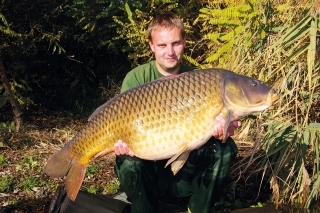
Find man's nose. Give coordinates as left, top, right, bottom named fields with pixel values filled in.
left=166, top=45, right=175, bottom=55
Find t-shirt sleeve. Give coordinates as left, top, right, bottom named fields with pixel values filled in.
left=120, top=72, right=141, bottom=93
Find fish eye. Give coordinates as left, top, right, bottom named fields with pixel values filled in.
left=251, top=80, right=258, bottom=87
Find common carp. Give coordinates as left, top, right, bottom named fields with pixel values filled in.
left=44, top=68, right=279, bottom=201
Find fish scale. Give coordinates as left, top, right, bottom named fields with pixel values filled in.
left=44, top=68, right=279, bottom=201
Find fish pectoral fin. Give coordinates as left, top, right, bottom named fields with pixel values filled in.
left=165, top=146, right=188, bottom=168
left=170, top=152, right=191, bottom=175
left=165, top=146, right=190, bottom=175
left=222, top=110, right=232, bottom=143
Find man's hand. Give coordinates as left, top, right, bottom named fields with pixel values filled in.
left=212, top=113, right=240, bottom=140
left=114, top=140, right=135, bottom=157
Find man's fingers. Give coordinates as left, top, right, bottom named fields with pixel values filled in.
left=114, top=140, right=135, bottom=156
left=212, top=126, right=218, bottom=137
left=119, top=142, right=128, bottom=154
left=128, top=151, right=135, bottom=157
left=114, top=143, right=120, bottom=155
left=114, top=140, right=126, bottom=155
left=213, top=113, right=241, bottom=140
left=231, top=120, right=241, bottom=128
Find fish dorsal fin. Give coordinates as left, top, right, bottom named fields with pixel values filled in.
left=88, top=97, right=117, bottom=121
left=222, top=110, right=232, bottom=143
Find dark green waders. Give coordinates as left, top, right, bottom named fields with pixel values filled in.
left=114, top=137, right=238, bottom=213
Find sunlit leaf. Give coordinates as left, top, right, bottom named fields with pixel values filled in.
left=307, top=18, right=317, bottom=91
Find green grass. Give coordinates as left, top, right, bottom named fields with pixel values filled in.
left=15, top=155, right=40, bottom=171
left=0, top=154, right=8, bottom=166
left=86, top=165, right=99, bottom=176
left=85, top=185, right=100, bottom=194
left=103, top=180, right=120, bottom=195
left=0, top=175, right=13, bottom=192
left=18, top=177, right=40, bottom=191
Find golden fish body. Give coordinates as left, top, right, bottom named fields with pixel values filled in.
left=44, top=68, right=279, bottom=201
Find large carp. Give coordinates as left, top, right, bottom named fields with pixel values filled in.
left=44, top=68, right=279, bottom=201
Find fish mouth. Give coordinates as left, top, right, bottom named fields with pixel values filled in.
left=268, top=90, right=280, bottom=105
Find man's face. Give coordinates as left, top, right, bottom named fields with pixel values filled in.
left=149, top=26, right=186, bottom=75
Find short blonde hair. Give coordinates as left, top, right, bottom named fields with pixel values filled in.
left=147, top=11, right=186, bottom=42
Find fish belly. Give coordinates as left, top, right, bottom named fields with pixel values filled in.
left=128, top=108, right=219, bottom=160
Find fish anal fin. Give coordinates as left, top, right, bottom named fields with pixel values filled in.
left=65, top=161, right=87, bottom=201
left=170, top=152, right=191, bottom=175
left=94, top=149, right=113, bottom=159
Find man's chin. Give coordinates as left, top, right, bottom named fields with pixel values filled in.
left=164, top=62, right=180, bottom=70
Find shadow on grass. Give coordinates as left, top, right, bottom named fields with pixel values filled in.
left=0, top=197, right=51, bottom=213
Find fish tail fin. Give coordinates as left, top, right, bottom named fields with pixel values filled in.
left=44, top=146, right=73, bottom=178
left=65, top=160, right=86, bottom=201
left=44, top=145, right=87, bottom=201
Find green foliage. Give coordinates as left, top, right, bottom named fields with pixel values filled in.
left=85, top=185, right=100, bottom=194
left=65, top=0, right=123, bottom=52
left=86, top=165, right=99, bottom=176
left=0, top=121, right=16, bottom=132
left=103, top=179, right=120, bottom=195
left=18, top=177, right=41, bottom=191
left=15, top=155, right=40, bottom=171
left=197, top=0, right=267, bottom=67
left=215, top=0, right=320, bottom=208
left=0, top=175, right=13, bottom=192
left=112, top=1, right=161, bottom=66
left=1, top=0, right=123, bottom=115
left=0, top=12, right=22, bottom=38
left=13, top=155, right=48, bottom=191
left=0, top=154, right=8, bottom=166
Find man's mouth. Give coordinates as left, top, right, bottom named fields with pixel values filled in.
left=166, top=58, right=176, bottom=62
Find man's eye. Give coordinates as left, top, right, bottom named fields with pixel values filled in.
left=173, top=42, right=179, bottom=46
left=159, top=44, right=166, bottom=48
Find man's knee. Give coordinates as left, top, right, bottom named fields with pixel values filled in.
left=115, top=156, right=146, bottom=177
left=226, top=137, right=238, bottom=158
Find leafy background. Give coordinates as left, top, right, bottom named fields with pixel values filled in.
left=0, top=0, right=319, bottom=211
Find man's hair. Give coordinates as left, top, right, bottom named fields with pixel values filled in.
left=147, top=11, right=185, bottom=41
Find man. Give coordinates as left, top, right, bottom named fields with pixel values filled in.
left=114, top=11, right=239, bottom=213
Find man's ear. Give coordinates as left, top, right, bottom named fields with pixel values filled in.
left=149, top=41, right=155, bottom=52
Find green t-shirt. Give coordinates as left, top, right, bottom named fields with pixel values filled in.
left=120, top=60, right=196, bottom=93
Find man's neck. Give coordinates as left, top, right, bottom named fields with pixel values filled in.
left=156, top=63, right=180, bottom=76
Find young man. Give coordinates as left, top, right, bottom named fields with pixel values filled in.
left=114, top=12, right=239, bottom=213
